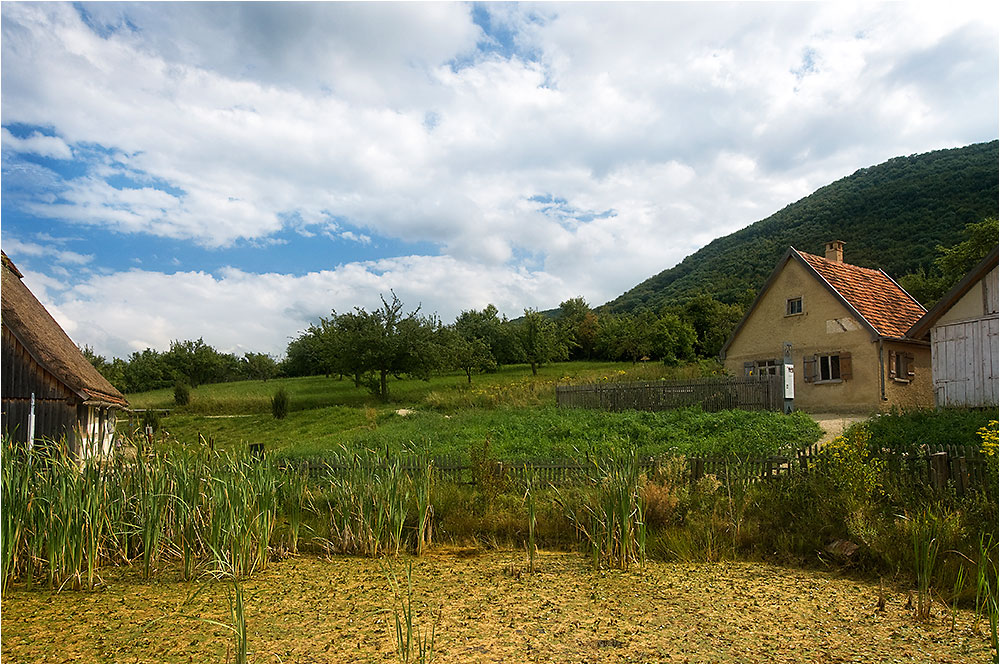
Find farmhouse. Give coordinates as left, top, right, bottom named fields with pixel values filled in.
left=1, top=251, right=128, bottom=456
left=720, top=241, right=933, bottom=413
left=906, top=247, right=999, bottom=408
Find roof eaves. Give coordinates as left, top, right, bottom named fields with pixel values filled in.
left=907, top=246, right=1000, bottom=340
left=3, top=321, right=91, bottom=404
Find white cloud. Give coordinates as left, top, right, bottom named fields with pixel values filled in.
left=45, top=258, right=571, bottom=358
left=1, top=237, right=93, bottom=266
left=1, top=128, right=73, bottom=159
left=2, top=2, right=997, bottom=357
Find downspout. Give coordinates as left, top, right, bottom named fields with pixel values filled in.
left=877, top=338, right=887, bottom=402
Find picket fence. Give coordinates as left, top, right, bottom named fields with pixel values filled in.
left=276, top=442, right=991, bottom=494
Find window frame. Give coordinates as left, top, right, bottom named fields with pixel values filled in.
left=889, top=350, right=915, bottom=384
left=785, top=297, right=803, bottom=316
left=803, top=351, right=852, bottom=384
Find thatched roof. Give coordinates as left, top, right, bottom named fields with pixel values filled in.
left=1, top=251, right=128, bottom=408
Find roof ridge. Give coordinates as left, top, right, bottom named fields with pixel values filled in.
left=797, top=250, right=885, bottom=274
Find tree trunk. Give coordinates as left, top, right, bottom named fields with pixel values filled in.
left=531, top=361, right=538, bottom=376
left=380, top=369, right=388, bottom=398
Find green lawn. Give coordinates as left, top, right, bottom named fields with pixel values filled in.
left=125, top=360, right=821, bottom=461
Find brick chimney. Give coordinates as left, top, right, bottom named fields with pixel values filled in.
left=825, top=240, right=845, bottom=263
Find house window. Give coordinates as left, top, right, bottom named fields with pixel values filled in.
left=803, top=352, right=852, bottom=383
left=786, top=297, right=803, bottom=316
left=819, top=354, right=840, bottom=381
left=743, top=359, right=779, bottom=376
left=889, top=351, right=915, bottom=383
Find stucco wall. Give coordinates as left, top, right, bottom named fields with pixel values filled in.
left=937, top=267, right=998, bottom=326
left=724, top=258, right=932, bottom=413
left=881, top=340, right=934, bottom=409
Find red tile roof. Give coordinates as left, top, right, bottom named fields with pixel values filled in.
left=796, top=250, right=926, bottom=338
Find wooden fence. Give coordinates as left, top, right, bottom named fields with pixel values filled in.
left=555, top=374, right=784, bottom=413
left=276, top=443, right=991, bottom=495
left=687, top=443, right=991, bottom=495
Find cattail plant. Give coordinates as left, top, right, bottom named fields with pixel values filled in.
left=911, top=511, right=940, bottom=622
left=415, top=455, right=433, bottom=556
left=279, top=467, right=310, bottom=554
left=385, top=560, right=437, bottom=663
left=558, top=448, right=646, bottom=570
left=523, top=465, right=537, bottom=573
left=975, top=532, right=999, bottom=658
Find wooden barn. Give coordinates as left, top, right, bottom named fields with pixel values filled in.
left=907, top=247, right=999, bottom=408
left=1, top=251, right=128, bottom=457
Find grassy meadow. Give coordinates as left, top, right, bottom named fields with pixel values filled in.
left=126, top=360, right=821, bottom=460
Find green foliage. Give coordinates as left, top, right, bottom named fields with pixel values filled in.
left=517, top=309, right=569, bottom=375
left=439, top=327, right=496, bottom=383
left=674, top=294, right=744, bottom=358
left=854, top=408, right=995, bottom=456
left=453, top=304, right=522, bottom=368
left=174, top=382, right=191, bottom=406
left=271, top=388, right=289, bottom=420
left=899, top=217, right=999, bottom=307
left=604, top=141, right=999, bottom=314
left=141, top=409, right=160, bottom=433
left=290, top=292, right=442, bottom=400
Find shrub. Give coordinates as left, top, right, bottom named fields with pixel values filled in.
left=140, top=409, right=160, bottom=433
left=173, top=382, right=191, bottom=406
left=271, top=388, right=289, bottom=420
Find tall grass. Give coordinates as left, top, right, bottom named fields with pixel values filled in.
left=385, top=560, right=437, bottom=664
left=558, top=449, right=646, bottom=570
left=911, top=511, right=940, bottom=621
left=1, top=435, right=283, bottom=592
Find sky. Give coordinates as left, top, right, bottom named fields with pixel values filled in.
left=1, top=2, right=997, bottom=360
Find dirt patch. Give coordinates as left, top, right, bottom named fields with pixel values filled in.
left=806, top=412, right=869, bottom=446
left=1, top=551, right=991, bottom=663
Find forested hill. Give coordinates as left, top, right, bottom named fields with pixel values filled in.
left=602, top=140, right=999, bottom=314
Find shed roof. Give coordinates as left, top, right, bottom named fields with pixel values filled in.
left=1, top=252, right=128, bottom=408
left=906, top=246, right=999, bottom=340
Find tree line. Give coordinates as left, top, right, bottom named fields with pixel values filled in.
left=83, top=339, right=280, bottom=395
left=85, top=216, right=994, bottom=398
left=83, top=291, right=746, bottom=397
left=281, top=291, right=744, bottom=399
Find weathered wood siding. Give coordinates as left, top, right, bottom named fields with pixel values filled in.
left=1, top=326, right=79, bottom=451
left=930, top=315, right=999, bottom=408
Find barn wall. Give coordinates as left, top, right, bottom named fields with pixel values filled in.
left=1, top=326, right=79, bottom=450
left=930, top=316, right=999, bottom=408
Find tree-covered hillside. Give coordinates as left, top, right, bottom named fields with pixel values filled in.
left=603, top=141, right=999, bottom=314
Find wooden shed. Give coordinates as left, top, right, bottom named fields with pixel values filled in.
left=907, top=247, right=999, bottom=408
left=1, top=251, right=128, bottom=457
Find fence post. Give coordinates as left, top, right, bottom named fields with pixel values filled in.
left=955, top=455, right=968, bottom=495
left=691, top=458, right=704, bottom=482
left=929, top=451, right=949, bottom=491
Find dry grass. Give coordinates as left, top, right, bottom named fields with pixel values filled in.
left=1, top=549, right=992, bottom=663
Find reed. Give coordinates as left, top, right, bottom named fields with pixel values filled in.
left=523, top=465, right=537, bottom=573
left=911, top=511, right=940, bottom=622
left=974, top=532, right=998, bottom=658
left=557, top=448, right=646, bottom=570
left=280, top=467, right=310, bottom=554
left=415, top=455, right=433, bottom=556
left=1, top=436, right=31, bottom=593
left=385, top=560, right=437, bottom=663
left=321, top=448, right=419, bottom=557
